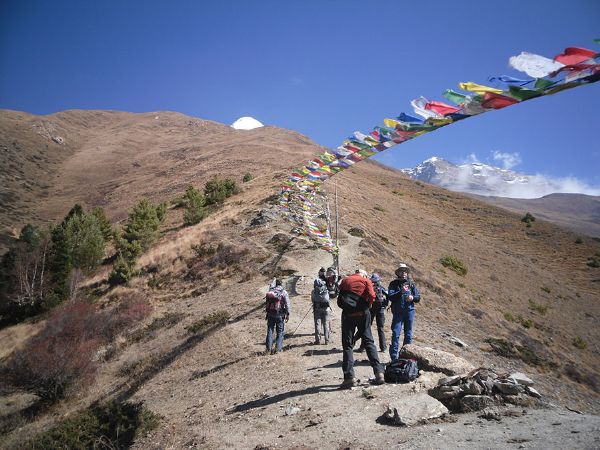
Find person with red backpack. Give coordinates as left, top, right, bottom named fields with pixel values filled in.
left=265, top=279, right=291, bottom=354
left=337, top=269, right=385, bottom=387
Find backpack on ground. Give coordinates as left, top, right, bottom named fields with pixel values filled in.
left=265, top=288, right=285, bottom=317
left=312, top=280, right=330, bottom=308
left=337, top=290, right=368, bottom=313
left=384, top=358, right=419, bottom=383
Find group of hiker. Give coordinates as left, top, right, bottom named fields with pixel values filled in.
left=264, top=263, right=421, bottom=387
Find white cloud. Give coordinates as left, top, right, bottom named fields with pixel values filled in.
left=492, top=151, right=521, bottom=169
left=442, top=152, right=600, bottom=198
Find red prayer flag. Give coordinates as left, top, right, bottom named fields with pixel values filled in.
left=425, top=100, right=460, bottom=116
left=554, top=47, right=597, bottom=65
left=481, top=92, right=520, bottom=109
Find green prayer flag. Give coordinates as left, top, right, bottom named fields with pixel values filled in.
left=442, top=89, right=467, bottom=105
left=534, top=78, right=555, bottom=90
left=508, top=86, right=542, bottom=101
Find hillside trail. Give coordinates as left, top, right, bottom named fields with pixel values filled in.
left=131, top=231, right=600, bottom=449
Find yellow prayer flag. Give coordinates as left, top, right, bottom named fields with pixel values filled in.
left=458, top=82, right=503, bottom=95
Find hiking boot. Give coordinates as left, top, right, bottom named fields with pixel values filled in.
left=373, top=372, right=385, bottom=385
left=340, top=378, right=357, bottom=389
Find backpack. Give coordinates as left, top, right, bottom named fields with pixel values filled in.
left=337, top=290, right=368, bottom=313
left=384, top=358, right=419, bottom=383
left=265, top=288, right=285, bottom=317
left=312, top=280, right=330, bottom=308
left=373, top=284, right=386, bottom=307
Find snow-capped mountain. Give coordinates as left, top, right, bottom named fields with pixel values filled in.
left=231, top=116, right=264, bottom=130
left=401, top=157, right=537, bottom=198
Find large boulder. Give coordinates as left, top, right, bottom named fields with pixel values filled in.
left=401, top=344, right=475, bottom=376
left=382, top=392, right=449, bottom=426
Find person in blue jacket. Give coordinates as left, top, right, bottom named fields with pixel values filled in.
left=387, top=263, right=421, bottom=362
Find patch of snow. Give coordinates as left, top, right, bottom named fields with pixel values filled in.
left=231, top=116, right=264, bottom=130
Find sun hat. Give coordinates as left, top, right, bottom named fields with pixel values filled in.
left=356, top=269, right=368, bottom=277
left=395, top=264, right=410, bottom=277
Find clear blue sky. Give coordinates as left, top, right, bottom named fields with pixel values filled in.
left=1, top=0, right=599, bottom=188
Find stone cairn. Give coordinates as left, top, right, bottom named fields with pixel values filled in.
left=428, top=368, right=542, bottom=413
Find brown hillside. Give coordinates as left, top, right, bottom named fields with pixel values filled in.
left=1, top=110, right=599, bottom=448
left=0, top=109, right=322, bottom=251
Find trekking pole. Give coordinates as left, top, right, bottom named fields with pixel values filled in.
left=289, top=305, right=313, bottom=336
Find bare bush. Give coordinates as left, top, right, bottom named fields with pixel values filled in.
left=5, top=296, right=151, bottom=402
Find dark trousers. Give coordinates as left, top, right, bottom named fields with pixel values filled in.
left=266, top=315, right=285, bottom=352
left=341, top=310, right=383, bottom=380
left=358, top=306, right=387, bottom=351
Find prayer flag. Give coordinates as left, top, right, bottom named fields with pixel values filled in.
left=509, top=51, right=564, bottom=78
left=554, top=47, right=597, bottom=65
left=458, top=82, right=504, bottom=95
left=481, top=92, right=520, bottom=109
left=425, top=100, right=460, bottom=116
left=442, top=89, right=469, bottom=105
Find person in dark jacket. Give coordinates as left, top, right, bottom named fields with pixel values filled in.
left=357, top=273, right=388, bottom=353
left=387, top=263, right=420, bottom=362
left=338, top=269, right=385, bottom=387
left=265, top=279, right=291, bottom=354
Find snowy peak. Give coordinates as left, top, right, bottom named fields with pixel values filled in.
left=401, top=157, right=534, bottom=198
left=231, top=116, right=264, bottom=130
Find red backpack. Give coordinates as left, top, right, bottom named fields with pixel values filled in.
left=265, top=287, right=285, bottom=317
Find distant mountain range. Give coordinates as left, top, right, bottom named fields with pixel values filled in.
left=401, top=157, right=600, bottom=237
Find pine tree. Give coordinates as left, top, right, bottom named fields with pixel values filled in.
left=91, top=207, right=113, bottom=241
left=183, top=185, right=207, bottom=226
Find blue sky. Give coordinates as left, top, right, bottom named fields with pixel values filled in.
left=1, top=0, right=599, bottom=193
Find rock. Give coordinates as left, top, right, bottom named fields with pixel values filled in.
left=401, top=344, right=475, bottom=376
left=249, top=209, right=278, bottom=226
left=508, top=372, right=534, bottom=386
left=460, top=395, right=496, bottom=412
left=382, top=393, right=448, bottom=426
left=504, top=394, right=536, bottom=407
left=525, top=386, right=541, bottom=398
left=443, top=332, right=468, bottom=348
left=51, top=136, right=64, bottom=144
left=437, top=375, right=462, bottom=386
left=479, top=407, right=501, bottom=421
left=494, top=380, right=524, bottom=396
left=461, top=381, right=483, bottom=395
left=429, top=385, right=461, bottom=400
left=284, top=406, right=300, bottom=416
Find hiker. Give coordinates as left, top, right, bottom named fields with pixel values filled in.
left=388, top=263, right=421, bottom=362
left=325, top=266, right=339, bottom=333
left=358, top=273, right=388, bottom=353
left=265, top=279, right=291, bottom=354
left=311, top=277, right=330, bottom=344
left=338, top=269, right=385, bottom=387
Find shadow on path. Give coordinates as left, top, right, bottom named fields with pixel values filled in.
left=228, top=383, right=340, bottom=413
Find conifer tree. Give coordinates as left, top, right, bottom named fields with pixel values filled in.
left=183, top=185, right=207, bottom=225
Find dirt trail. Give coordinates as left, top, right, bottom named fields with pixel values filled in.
left=129, top=232, right=600, bottom=450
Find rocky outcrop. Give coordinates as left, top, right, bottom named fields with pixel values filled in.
left=382, top=392, right=449, bottom=426
left=428, top=368, right=543, bottom=412
left=401, top=344, right=475, bottom=376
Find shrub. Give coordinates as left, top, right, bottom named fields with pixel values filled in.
left=21, top=401, right=160, bottom=449
left=183, top=185, right=208, bottom=226
left=6, top=301, right=102, bottom=401
left=439, top=256, right=468, bottom=276
left=204, top=177, right=240, bottom=205
left=521, top=212, right=536, bottom=224
left=242, top=172, right=253, bottom=182
left=374, top=205, right=385, bottom=212
left=485, top=337, right=556, bottom=368
left=108, top=254, right=136, bottom=286
left=529, top=300, right=550, bottom=315
left=574, top=237, right=583, bottom=244
left=6, top=298, right=151, bottom=402
left=503, top=312, right=515, bottom=322
left=540, top=286, right=551, bottom=293
left=348, top=227, right=365, bottom=237
left=186, top=311, right=231, bottom=334
left=573, top=336, right=588, bottom=349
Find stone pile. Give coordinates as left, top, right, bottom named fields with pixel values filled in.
left=428, top=369, right=542, bottom=412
